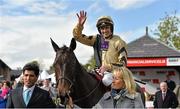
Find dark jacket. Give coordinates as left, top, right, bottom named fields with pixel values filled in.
left=153, top=89, right=178, bottom=108
left=165, top=80, right=176, bottom=91
left=6, top=86, right=56, bottom=108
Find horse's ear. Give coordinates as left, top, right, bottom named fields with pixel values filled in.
left=50, top=38, right=60, bottom=52
left=69, top=38, right=76, bottom=51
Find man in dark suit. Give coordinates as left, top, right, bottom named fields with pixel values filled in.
left=165, top=75, right=176, bottom=91
left=6, top=62, right=56, bottom=108
left=153, top=81, right=178, bottom=108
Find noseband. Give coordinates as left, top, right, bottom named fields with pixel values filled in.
left=56, top=63, right=74, bottom=91
left=56, top=77, right=73, bottom=90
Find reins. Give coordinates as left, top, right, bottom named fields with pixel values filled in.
left=73, top=79, right=102, bottom=103
left=57, top=74, right=102, bottom=108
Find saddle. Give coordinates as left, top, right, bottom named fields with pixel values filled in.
left=88, top=70, right=111, bottom=91
left=88, top=70, right=103, bottom=81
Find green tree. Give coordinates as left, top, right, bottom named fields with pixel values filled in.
left=29, top=60, right=40, bottom=66
left=154, top=11, right=180, bottom=50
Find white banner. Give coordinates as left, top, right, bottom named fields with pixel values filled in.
left=167, top=57, right=180, bottom=66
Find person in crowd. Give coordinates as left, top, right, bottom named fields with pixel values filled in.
left=0, top=80, right=11, bottom=99
left=96, top=65, right=144, bottom=108
left=144, top=91, right=153, bottom=101
left=165, top=75, right=176, bottom=91
left=36, top=80, right=43, bottom=87
left=6, top=62, right=56, bottom=108
left=173, top=84, right=180, bottom=108
left=16, top=76, right=24, bottom=88
left=40, top=78, right=57, bottom=98
left=0, top=80, right=11, bottom=108
left=11, top=80, right=17, bottom=89
left=153, top=81, right=178, bottom=108
left=0, top=82, right=3, bottom=90
left=73, top=10, right=127, bottom=80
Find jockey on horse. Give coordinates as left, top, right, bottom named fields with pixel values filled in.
left=73, top=10, right=145, bottom=106
left=73, top=10, right=127, bottom=86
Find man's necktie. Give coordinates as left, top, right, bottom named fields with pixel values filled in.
left=162, top=93, right=166, bottom=100
left=23, top=89, right=31, bottom=105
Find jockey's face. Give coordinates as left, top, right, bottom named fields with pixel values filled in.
left=100, top=26, right=112, bottom=39
left=111, top=71, right=125, bottom=90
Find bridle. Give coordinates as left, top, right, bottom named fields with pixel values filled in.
left=55, top=62, right=75, bottom=89
left=56, top=77, right=73, bottom=90
left=55, top=63, right=74, bottom=108
left=55, top=62, right=102, bottom=107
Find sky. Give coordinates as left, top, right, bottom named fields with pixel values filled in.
left=0, top=0, right=180, bottom=70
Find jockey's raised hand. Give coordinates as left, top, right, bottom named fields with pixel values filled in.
left=76, top=10, right=87, bottom=26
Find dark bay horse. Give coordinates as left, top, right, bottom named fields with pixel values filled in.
left=51, top=38, right=106, bottom=108
left=51, top=38, right=145, bottom=108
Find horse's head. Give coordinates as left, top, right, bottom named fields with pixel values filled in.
left=51, top=38, right=107, bottom=108
left=51, top=38, right=76, bottom=98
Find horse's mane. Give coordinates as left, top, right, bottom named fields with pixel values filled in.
left=61, top=45, right=68, bottom=50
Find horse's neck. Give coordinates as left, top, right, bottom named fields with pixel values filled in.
left=75, top=64, right=97, bottom=88
left=72, top=64, right=105, bottom=107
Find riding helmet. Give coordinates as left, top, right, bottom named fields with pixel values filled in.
left=96, top=16, right=114, bottom=34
